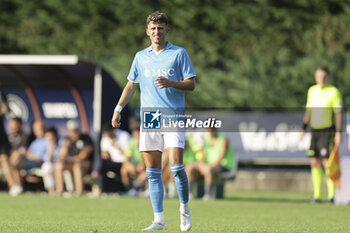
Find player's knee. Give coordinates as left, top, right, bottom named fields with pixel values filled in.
left=146, top=168, right=161, bottom=183
left=310, top=158, right=322, bottom=168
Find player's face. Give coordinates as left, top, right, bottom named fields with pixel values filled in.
left=315, top=69, right=330, bottom=88
left=146, top=22, right=169, bottom=46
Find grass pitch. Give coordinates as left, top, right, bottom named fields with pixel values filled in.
left=0, top=190, right=349, bottom=233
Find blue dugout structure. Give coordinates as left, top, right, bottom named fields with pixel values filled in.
left=0, top=55, right=130, bottom=138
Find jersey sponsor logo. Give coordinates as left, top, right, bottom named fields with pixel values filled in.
left=143, top=68, right=175, bottom=78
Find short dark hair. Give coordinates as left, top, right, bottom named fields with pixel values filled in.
left=317, top=66, right=331, bottom=76
left=146, top=11, right=168, bottom=26
left=10, top=117, right=22, bottom=124
left=45, top=127, right=58, bottom=137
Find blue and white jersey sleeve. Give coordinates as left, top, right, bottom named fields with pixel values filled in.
left=179, top=49, right=196, bottom=80
left=127, top=55, right=140, bottom=83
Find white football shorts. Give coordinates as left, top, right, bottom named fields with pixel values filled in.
left=139, top=131, right=185, bottom=152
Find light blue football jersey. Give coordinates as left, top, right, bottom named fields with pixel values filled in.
left=127, top=42, right=196, bottom=109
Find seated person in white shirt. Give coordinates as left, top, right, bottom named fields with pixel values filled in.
left=96, top=124, right=130, bottom=194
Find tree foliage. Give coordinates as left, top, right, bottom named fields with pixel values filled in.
left=1, top=0, right=350, bottom=109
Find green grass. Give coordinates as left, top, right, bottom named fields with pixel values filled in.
left=0, top=190, right=349, bottom=233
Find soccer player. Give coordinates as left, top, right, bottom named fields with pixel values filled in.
left=300, top=67, right=342, bottom=203
left=111, top=12, right=196, bottom=231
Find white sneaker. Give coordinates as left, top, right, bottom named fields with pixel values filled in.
left=142, top=221, right=166, bottom=231
left=180, top=211, right=192, bottom=231
left=9, top=185, right=23, bottom=197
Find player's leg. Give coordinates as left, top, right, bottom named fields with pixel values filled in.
left=310, top=157, right=323, bottom=202
left=323, top=157, right=335, bottom=203
left=140, top=130, right=167, bottom=231
left=308, top=131, right=323, bottom=203
left=142, top=150, right=166, bottom=230
left=165, top=132, right=192, bottom=231
left=168, top=147, right=189, bottom=202
left=321, top=130, right=335, bottom=203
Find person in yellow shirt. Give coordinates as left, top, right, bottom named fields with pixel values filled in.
left=187, top=128, right=235, bottom=200
left=301, top=66, right=343, bottom=204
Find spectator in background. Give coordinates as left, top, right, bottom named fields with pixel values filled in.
left=8, top=117, right=28, bottom=189
left=121, top=124, right=147, bottom=196
left=41, top=127, right=61, bottom=196
left=21, top=121, right=47, bottom=174
left=162, top=135, right=203, bottom=199
left=0, top=90, right=22, bottom=196
left=300, top=67, right=342, bottom=204
left=55, top=120, right=93, bottom=196
left=183, top=134, right=203, bottom=199
left=92, top=124, right=130, bottom=196
left=187, top=128, right=234, bottom=200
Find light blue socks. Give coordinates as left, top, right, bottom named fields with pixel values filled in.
left=170, top=164, right=189, bottom=204
left=146, top=168, right=164, bottom=213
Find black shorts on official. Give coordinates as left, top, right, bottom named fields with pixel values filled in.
left=307, top=127, right=334, bottom=158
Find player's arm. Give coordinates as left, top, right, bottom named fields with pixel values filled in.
left=334, top=90, right=343, bottom=146
left=300, top=109, right=311, bottom=140
left=155, top=76, right=195, bottom=91
left=334, top=112, right=343, bottom=146
left=111, top=81, right=138, bottom=128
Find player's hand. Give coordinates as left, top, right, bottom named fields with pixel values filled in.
left=334, top=132, right=342, bottom=146
left=111, top=111, right=121, bottom=128
left=155, top=76, right=173, bottom=89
